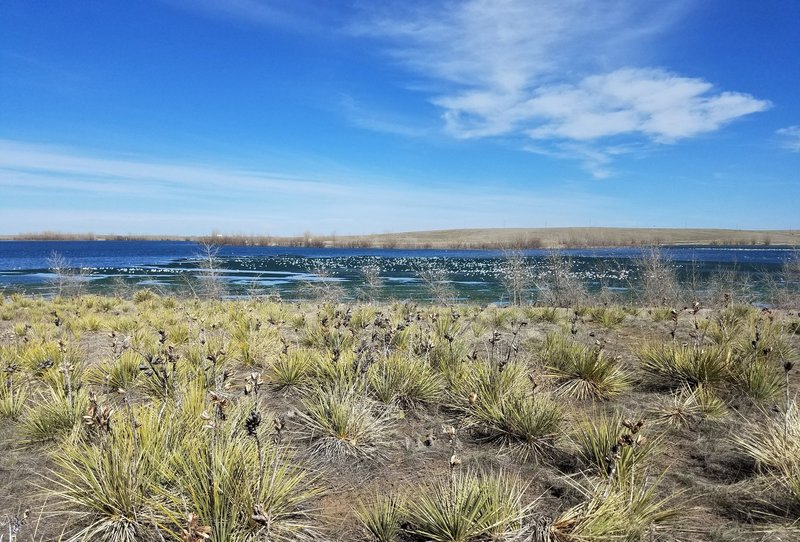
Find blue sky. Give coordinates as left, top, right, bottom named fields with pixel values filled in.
left=1, top=0, right=799, bottom=236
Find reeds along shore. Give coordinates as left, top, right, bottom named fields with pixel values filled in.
left=0, top=289, right=799, bottom=541
left=8, top=227, right=798, bottom=249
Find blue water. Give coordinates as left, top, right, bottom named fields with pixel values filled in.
left=0, top=240, right=796, bottom=303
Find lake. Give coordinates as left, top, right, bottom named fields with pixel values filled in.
left=0, top=240, right=796, bottom=304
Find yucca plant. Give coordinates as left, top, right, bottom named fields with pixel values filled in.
left=406, top=469, right=531, bottom=542
left=552, top=470, right=683, bottom=541
left=733, top=405, right=800, bottom=472
left=525, top=306, right=561, bottom=324
left=468, top=394, right=562, bottom=461
left=638, top=342, right=733, bottom=389
left=447, top=359, right=531, bottom=412
left=589, top=305, right=628, bottom=328
left=22, top=387, right=88, bottom=442
left=367, top=353, right=444, bottom=408
left=86, top=350, right=141, bottom=391
left=0, top=380, right=28, bottom=419
left=49, top=405, right=167, bottom=542
left=781, top=463, right=800, bottom=507
left=731, top=356, right=785, bottom=404
left=649, top=384, right=727, bottom=428
left=356, top=494, right=405, bottom=542
left=309, top=350, right=362, bottom=391
left=159, top=429, right=319, bottom=541
left=570, top=411, right=658, bottom=481
left=732, top=320, right=796, bottom=362
left=296, top=385, right=398, bottom=461
left=301, top=319, right=354, bottom=352
left=269, top=348, right=317, bottom=391
left=547, top=347, right=630, bottom=401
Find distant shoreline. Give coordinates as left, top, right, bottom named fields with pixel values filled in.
left=1, top=227, right=798, bottom=250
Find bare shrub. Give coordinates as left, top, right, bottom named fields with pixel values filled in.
left=769, top=248, right=800, bottom=308
left=302, top=265, right=347, bottom=304
left=635, top=247, right=680, bottom=307
left=48, top=251, right=89, bottom=297
left=498, top=251, right=532, bottom=306
left=535, top=250, right=587, bottom=307
left=196, top=242, right=227, bottom=299
left=359, top=262, right=383, bottom=303
left=414, top=261, right=456, bottom=306
left=705, top=266, right=755, bottom=308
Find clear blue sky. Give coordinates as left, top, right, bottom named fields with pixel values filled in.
left=1, top=0, right=799, bottom=236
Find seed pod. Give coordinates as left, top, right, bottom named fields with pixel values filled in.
left=245, top=409, right=262, bottom=437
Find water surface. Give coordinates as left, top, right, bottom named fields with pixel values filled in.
left=0, top=240, right=795, bottom=303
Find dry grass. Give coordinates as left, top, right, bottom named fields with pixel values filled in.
left=0, top=293, right=799, bottom=541
left=9, top=227, right=799, bottom=248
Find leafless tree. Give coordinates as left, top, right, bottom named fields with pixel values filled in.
left=635, top=247, right=680, bottom=307
left=48, top=251, right=88, bottom=297
left=498, top=250, right=532, bottom=305
left=302, top=264, right=347, bottom=304
left=414, top=261, right=456, bottom=306
left=196, top=242, right=227, bottom=299
left=534, top=250, right=587, bottom=307
left=359, top=262, right=383, bottom=303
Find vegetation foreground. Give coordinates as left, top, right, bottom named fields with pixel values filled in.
left=1, top=292, right=800, bottom=541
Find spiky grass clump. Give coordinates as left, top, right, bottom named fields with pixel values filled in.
left=638, top=343, right=733, bottom=389
left=469, top=394, right=562, bottom=461
left=552, top=470, right=683, bottom=542
left=589, top=305, right=628, bottom=328
left=0, top=381, right=28, bottom=419
left=447, top=359, right=531, bottom=410
left=649, top=384, right=727, bottom=428
left=159, top=421, right=319, bottom=541
left=406, top=470, right=530, bottom=542
left=734, top=406, right=800, bottom=472
left=51, top=392, right=320, bottom=542
left=525, top=306, right=561, bottom=324
left=301, top=319, right=354, bottom=352
left=356, top=494, right=405, bottom=542
left=309, top=350, right=362, bottom=391
left=367, top=353, right=444, bottom=408
left=540, top=332, right=584, bottom=367
left=781, top=464, right=800, bottom=507
left=731, top=357, right=785, bottom=404
left=546, top=347, right=631, bottom=401
left=22, top=387, right=88, bottom=442
left=20, top=341, right=85, bottom=376
left=296, top=385, right=398, bottom=461
left=50, top=406, right=167, bottom=542
left=269, top=348, right=317, bottom=391
left=86, top=350, right=141, bottom=391
left=570, top=411, right=657, bottom=481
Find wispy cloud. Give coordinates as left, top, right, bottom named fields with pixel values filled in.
left=0, top=139, right=348, bottom=197
left=777, top=126, right=800, bottom=152
left=525, top=142, right=636, bottom=179
left=338, top=95, right=432, bottom=138
left=355, top=1, right=770, bottom=173
left=160, top=0, right=342, bottom=32
left=0, top=139, right=625, bottom=235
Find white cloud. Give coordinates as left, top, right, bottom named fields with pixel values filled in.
left=777, top=126, right=800, bottom=152
left=356, top=1, right=770, bottom=173
left=524, top=69, right=770, bottom=143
